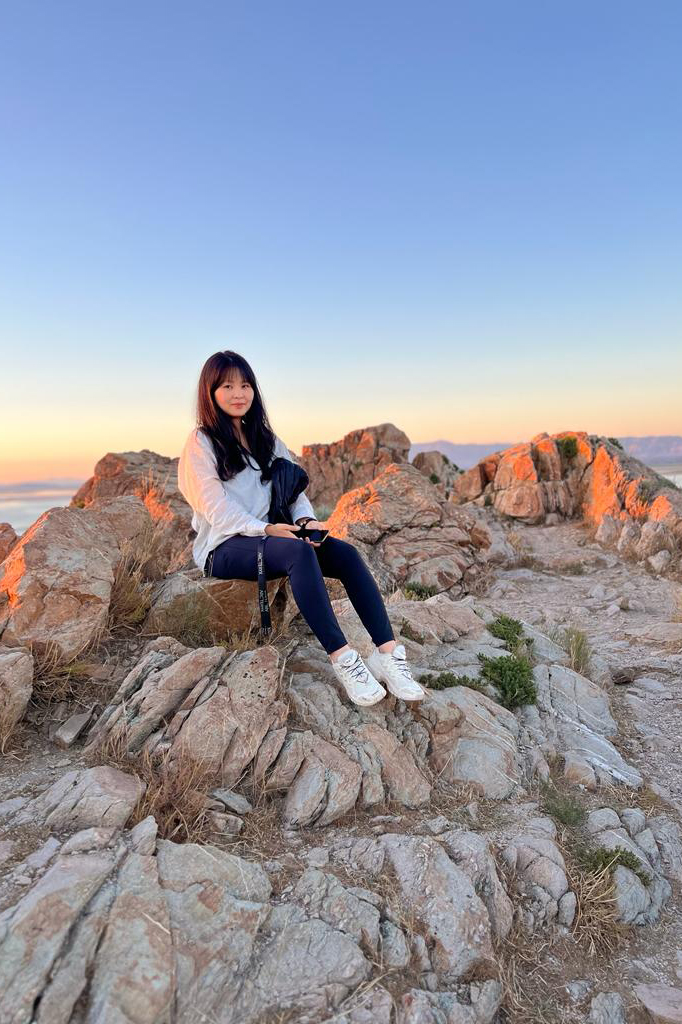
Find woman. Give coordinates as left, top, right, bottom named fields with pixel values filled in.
left=177, top=351, right=425, bottom=707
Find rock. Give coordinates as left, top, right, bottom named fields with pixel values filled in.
left=0, top=497, right=151, bottom=661
left=635, top=983, right=682, bottom=1023
left=292, top=868, right=381, bottom=950
left=0, top=645, right=33, bottom=738
left=54, top=708, right=94, bottom=748
left=502, top=819, right=574, bottom=928
left=0, top=522, right=18, bottom=561
left=595, top=516, right=621, bottom=546
left=328, top=463, right=487, bottom=596
left=649, top=550, right=673, bottom=573
left=412, top=450, right=461, bottom=498
left=417, top=685, right=520, bottom=798
left=9, top=766, right=145, bottom=831
left=523, top=664, right=642, bottom=788
left=379, top=833, right=495, bottom=981
left=301, top=422, right=411, bottom=508
left=396, top=981, right=503, bottom=1024
left=71, top=445, right=194, bottom=572
left=143, top=569, right=290, bottom=638
left=588, top=991, right=625, bottom=1024
left=210, top=789, right=253, bottom=815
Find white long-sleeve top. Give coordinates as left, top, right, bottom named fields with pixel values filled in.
left=177, top=427, right=316, bottom=572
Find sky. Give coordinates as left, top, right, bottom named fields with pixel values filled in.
left=1, top=0, right=681, bottom=483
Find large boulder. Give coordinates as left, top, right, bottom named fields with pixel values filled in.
left=300, top=423, right=411, bottom=508
left=328, top=462, right=490, bottom=596
left=0, top=497, right=151, bottom=662
left=71, top=447, right=194, bottom=572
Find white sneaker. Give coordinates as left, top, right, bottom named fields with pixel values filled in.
left=331, top=648, right=387, bottom=706
left=366, top=643, right=426, bottom=700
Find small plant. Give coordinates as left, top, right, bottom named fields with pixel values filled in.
left=400, top=621, right=425, bottom=645
left=607, top=437, right=623, bottom=450
left=561, top=560, right=585, bottom=576
left=403, top=581, right=438, bottom=601
left=552, top=626, right=591, bottom=676
left=557, top=436, right=578, bottom=459
left=488, top=614, right=525, bottom=652
left=477, top=653, right=537, bottom=709
left=429, top=473, right=440, bottom=484
left=419, top=671, right=487, bottom=693
left=581, top=845, right=651, bottom=886
left=540, top=782, right=587, bottom=827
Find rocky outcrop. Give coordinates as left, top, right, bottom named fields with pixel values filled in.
left=71, top=447, right=194, bottom=572
left=0, top=497, right=152, bottom=661
left=452, top=432, right=682, bottom=571
left=412, top=450, right=461, bottom=499
left=328, top=462, right=491, bottom=596
left=300, top=423, right=411, bottom=508
left=519, top=663, right=642, bottom=789
left=502, top=816, right=576, bottom=930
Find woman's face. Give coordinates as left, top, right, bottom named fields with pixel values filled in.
left=214, top=373, right=254, bottom=420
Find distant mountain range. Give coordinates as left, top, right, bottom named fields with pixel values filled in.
left=409, top=435, right=682, bottom=470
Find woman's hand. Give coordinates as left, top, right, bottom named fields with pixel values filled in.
left=264, top=523, right=304, bottom=539
left=296, top=520, right=329, bottom=544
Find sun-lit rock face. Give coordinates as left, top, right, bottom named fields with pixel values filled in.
left=71, top=448, right=193, bottom=572
left=451, top=432, right=682, bottom=564
left=0, top=496, right=151, bottom=661
left=299, top=422, right=411, bottom=509
left=327, top=461, right=491, bottom=596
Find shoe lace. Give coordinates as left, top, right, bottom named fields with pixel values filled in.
left=345, top=655, right=369, bottom=683
left=392, top=658, right=416, bottom=682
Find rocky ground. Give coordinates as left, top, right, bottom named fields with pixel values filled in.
left=2, top=428, right=682, bottom=1023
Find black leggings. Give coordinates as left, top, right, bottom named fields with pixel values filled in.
left=208, top=534, right=394, bottom=654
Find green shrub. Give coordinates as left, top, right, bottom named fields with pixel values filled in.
left=419, top=671, right=487, bottom=693
left=477, top=653, right=537, bottom=709
left=429, top=473, right=440, bottom=484
left=581, top=845, right=651, bottom=886
left=607, top=437, right=623, bottom=450
left=557, top=436, right=578, bottom=459
left=540, top=783, right=587, bottom=828
left=488, top=614, right=524, bottom=651
left=403, top=582, right=438, bottom=601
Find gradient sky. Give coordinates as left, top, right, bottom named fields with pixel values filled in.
left=1, top=1, right=681, bottom=483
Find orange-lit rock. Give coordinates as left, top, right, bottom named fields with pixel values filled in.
left=300, top=423, right=410, bottom=509
left=0, top=497, right=150, bottom=662
left=0, top=523, right=18, bottom=563
left=328, top=462, right=487, bottom=595
left=71, top=449, right=193, bottom=573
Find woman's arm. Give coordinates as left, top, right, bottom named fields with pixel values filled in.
left=178, top=429, right=269, bottom=536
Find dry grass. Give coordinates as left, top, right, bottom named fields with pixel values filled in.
left=498, top=927, right=563, bottom=1023
left=107, top=519, right=167, bottom=636
left=507, top=530, right=542, bottom=571
left=565, top=851, right=624, bottom=957
left=92, top=724, right=216, bottom=844
left=27, top=624, right=109, bottom=721
left=550, top=625, right=591, bottom=676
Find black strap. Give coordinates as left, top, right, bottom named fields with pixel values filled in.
left=257, top=534, right=272, bottom=636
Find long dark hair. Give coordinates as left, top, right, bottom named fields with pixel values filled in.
left=195, top=351, right=277, bottom=482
